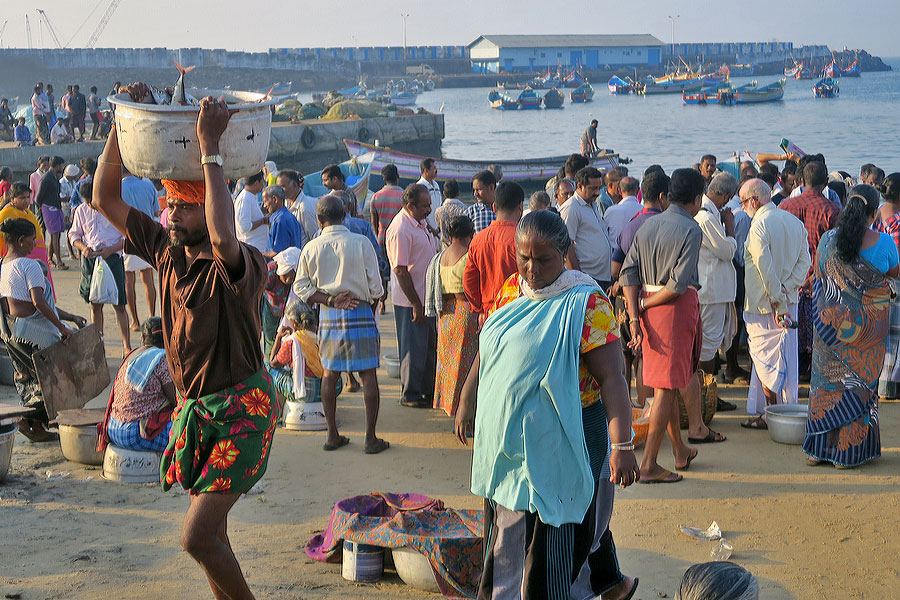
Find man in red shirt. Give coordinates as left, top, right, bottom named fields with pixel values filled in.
left=463, top=181, right=524, bottom=323
left=778, top=161, right=838, bottom=378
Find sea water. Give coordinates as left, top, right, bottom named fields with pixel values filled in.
left=407, top=59, right=900, bottom=177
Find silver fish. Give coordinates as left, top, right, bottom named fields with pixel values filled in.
left=148, top=85, right=170, bottom=105
left=173, top=61, right=198, bottom=106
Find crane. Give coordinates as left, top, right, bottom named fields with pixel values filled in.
left=25, top=14, right=33, bottom=49
left=36, top=9, right=63, bottom=49
left=0, top=20, right=8, bottom=47
left=86, top=0, right=122, bottom=48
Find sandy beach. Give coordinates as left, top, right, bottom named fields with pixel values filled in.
left=1, top=264, right=899, bottom=600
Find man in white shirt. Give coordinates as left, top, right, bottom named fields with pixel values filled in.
left=416, top=157, right=442, bottom=235
left=233, top=171, right=268, bottom=252
left=559, top=166, right=613, bottom=288
left=603, top=176, right=642, bottom=247
left=277, top=169, right=319, bottom=243
left=293, top=195, right=387, bottom=454
left=50, top=119, right=73, bottom=144
left=695, top=173, right=740, bottom=411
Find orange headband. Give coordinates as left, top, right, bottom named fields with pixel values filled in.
left=161, top=179, right=206, bottom=204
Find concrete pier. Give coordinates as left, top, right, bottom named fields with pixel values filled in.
left=0, top=113, right=444, bottom=179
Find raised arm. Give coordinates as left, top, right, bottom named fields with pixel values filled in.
left=93, top=126, right=133, bottom=234
left=197, top=97, right=242, bottom=274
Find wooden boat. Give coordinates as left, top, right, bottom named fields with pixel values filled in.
left=717, top=78, right=785, bottom=104
left=637, top=76, right=704, bottom=95
left=608, top=76, right=633, bottom=95
left=824, top=61, right=839, bottom=79
left=570, top=83, right=595, bottom=103
left=342, top=139, right=620, bottom=195
left=682, top=81, right=734, bottom=105
left=302, top=153, right=374, bottom=201
left=795, top=66, right=816, bottom=80
left=517, top=87, right=543, bottom=110
left=784, top=62, right=803, bottom=78
left=488, top=89, right=519, bottom=110
left=390, top=91, right=418, bottom=106
left=842, top=61, right=861, bottom=77
left=542, top=87, right=564, bottom=109
left=563, top=70, right=588, bottom=88
left=813, top=77, right=839, bottom=98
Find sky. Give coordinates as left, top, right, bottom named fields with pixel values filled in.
left=1, top=0, right=898, bottom=57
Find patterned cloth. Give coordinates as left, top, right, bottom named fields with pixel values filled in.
left=108, top=416, right=171, bottom=452
left=317, top=304, right=380, bottom=372
left=434, top=198, right=467, bottom=248
left=264, top=262, right=291, bottom=318
left=875, top=213, right=900, bottom=397
left=434, top=295, right=479, bottom=416
left=464, top=202, right=496, bottom=234
left=267, top=365, right=343, bottom=405
left=370, top=185, right=404, bottom=246
left=161, top=369, right=277, bottom=495
left=306, top=493, right=483, bottom=599
left=804, top=231, right=887, bottom=467
left=112, top=348, right=172, bottom=422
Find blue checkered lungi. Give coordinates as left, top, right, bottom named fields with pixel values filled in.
left=318, top=304, right=380, bottom=372
left=107, top=417, right=171, bottom=452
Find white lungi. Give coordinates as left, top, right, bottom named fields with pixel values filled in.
left=699, top=302, right=736, bottom=362
left=745, top=303, right=799, bottom=415
left=123, top=253, right=152, bottom=272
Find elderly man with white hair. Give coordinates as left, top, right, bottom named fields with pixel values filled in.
left=293, top=195, right=388, bottom=454
left=738, top=179, right=810, bottom=430
left=696, top=172, right=740, bottom=411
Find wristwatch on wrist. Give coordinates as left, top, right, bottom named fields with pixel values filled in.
left=200, top=154, right=223, bottom=167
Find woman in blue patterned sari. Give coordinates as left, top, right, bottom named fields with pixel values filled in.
left=805, top=185, right=899, bottom=468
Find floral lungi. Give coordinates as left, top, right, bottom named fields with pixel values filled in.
left=434, top=295, right=479, bottom=416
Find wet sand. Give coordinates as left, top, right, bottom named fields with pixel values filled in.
left=1, top=264, right=898, bottom=599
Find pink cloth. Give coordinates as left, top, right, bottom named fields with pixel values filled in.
left=69, top=202, right=124, bottom=252
left=385, top=208, right=436, bottom=307
left=30, top=170, right=43, bottom=204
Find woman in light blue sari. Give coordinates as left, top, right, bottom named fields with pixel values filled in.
left=455, top=211, right=639, bottom=600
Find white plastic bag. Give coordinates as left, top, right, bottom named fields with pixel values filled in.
left=89, top=257, right=118, bottom=305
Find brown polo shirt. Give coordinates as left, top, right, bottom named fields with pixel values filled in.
left=124, top=208, right=267, bottom=399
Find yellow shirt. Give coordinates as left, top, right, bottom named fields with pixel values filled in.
left=0, top=206, right=46, bottom=257
left=440, top=253, right=467, bottom=294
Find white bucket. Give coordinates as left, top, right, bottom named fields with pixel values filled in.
left=392, top=547, right=440, bottom=592
left=283, top=401, right=327, bottom=431
left=108, top=89, right=278, bottom=180
left=0, top=423, right=16, bottom=483
left=102, top=444, right=162, bottom=483
left=383, top=354, right=401, bottom=379
left=59, top=423, right=104, bottom=466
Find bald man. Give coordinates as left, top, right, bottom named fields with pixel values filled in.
left=738, top=179, right=810, bottom=430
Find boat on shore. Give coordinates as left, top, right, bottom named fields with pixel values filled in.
left=488, top=89, right=518, bottom=110
left=342, top=139, right=620, bottom=195
left=517, top=87, right=542, bottom=110
left=570, top=83, right=595, bottom=103
left=608, top=76, right=634, bottom=95
left=542, top=88, right=564, bottom=109
left=813, top=77, right=839, bottom=98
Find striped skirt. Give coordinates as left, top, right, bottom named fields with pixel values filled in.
left=878, top=297, right=900, bottom=399
left=318, top=304, right=380, bottom=372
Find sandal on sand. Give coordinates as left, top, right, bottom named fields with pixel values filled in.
left=639, top=471, right=683, bottom=484
left=364, top=439, right=390, bottom=454
left=688, top=428, right=726, bottom=444
left=623, top=577, right=640, bottom=600
left=675, top=448, right=698, bottom=471
left=323, top=435, right=350, bottom=451
left=741, top=416, right=768, bottom=430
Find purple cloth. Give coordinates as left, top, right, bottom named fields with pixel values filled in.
left=41, top=204, right=66, bottom=235
left=306, top=492, right=483, bottom=599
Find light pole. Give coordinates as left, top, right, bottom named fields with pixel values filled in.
left=668, top=14, right=680, bottom=59
left=401, top=13, right=409, bottom=61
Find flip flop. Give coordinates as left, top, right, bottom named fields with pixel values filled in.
left=675, top=448, right=698, bottom=471
left=623, top=577, right=640, bottom=600
left=364, top=439, right=390, bottom=455
left=323, top=435, right=350, bottom=451
left=740, top=416, right=768, bottom=430
left=639, top=471, right=683, bottom=484
left=688, top=428, right=726, bottom=443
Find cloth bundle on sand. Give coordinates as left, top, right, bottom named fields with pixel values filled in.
left=306, top=492, right=483, bottom=599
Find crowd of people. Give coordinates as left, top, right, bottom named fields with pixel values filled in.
left=0, top=81, right=113, bottom=146
left=1, top=103, right=896, bottom=598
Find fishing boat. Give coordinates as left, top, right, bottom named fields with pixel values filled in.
left=813, top=77, right=839, bottom=98
left=722, top=78, right=785, bottom=104
left=260, top=82, right=292, bottom=96
left=302, top=153, right=374, bottom=201
left=784, top=63, right=803, bottom=78
left=342, top=139, right=620, bottom=195
left=423, top=79, right=436, bottom=91
left=488, top=89, right=519, bottom=110
left=517, top=87, right=543, bottom=110
left=824, top=61, right=839, bottom=79
left=682, top=81, right=735, bottom=105
left=842, top=61, right=861, bottom=77
left=608, top=75, right=633, bottom=95
left=390, top=90, right=418, bottom=106
left=570, top=83, right=595, bottom=103
left=637, top=76, right=704, bottom=95
left=563, top=70, right=588, bottom=88
left=542, top=88, right=564, bottom=109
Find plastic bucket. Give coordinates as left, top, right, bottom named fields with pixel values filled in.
left=0, top=423, right=16, bottom=483
left=108, top=88, right=278, bottom=180
left=342, top=541, right=384, bottom=583
left=392, top=547, right=440, bottom=592
left=102, top=444, right=162, bottom=483
left=283, top=401, right=327, bottom=431
left=59, top=424, right=104, bottom=465
left=383, top=354, right=401, bottom=379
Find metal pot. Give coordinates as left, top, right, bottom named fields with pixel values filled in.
left=765, top=404, right=809, bottom=445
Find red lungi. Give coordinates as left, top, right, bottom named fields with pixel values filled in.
left=640, top=287, right=701, bottom=390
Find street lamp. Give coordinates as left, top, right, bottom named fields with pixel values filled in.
left=668, top=14, right=680, bottom=59
left=401, top=13, right=410, bottom=61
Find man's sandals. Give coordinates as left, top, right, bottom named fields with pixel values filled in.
left=741, top=415, right=768, bottom=430
left=687, top=428, right=726, bottom=444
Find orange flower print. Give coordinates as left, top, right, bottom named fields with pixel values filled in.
left=165, top=466, right=175, bottom=485
left=208, top=439, right=240, bottom=470
left=240, top=388, right=271, bottom=417
left=175, top=432, right=186, bottom=450
left=209, top=477, right=232, bottom=492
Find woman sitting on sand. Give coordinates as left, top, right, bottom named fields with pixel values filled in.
left=97, top=317, right=176, bottom=453
left=268, top=300, right=341, bottom=409
left=0, top=217, right=86, bottom=441
left=454, top=211, right=639, bottom=600
left=805, top=185, right=898, bottom=468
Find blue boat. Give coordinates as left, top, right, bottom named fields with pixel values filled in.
left=842, top=61, right=861, bottom=77
left=607, top=76, right=633, bottom=95
left=570, top=83, right=595, bottom=103
left=488, top=89, right=519, bottom=110
left=517, top=87, right=542, bottom=109
left=542, top=88, right=564, bottom=109
left=813, top=77, right=839, bottom=98
left=302, top=154, right=374, bottom=201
